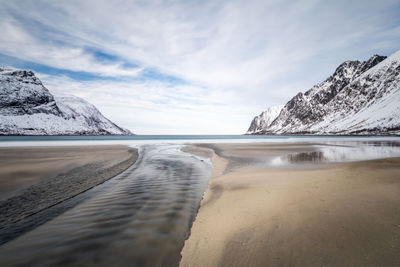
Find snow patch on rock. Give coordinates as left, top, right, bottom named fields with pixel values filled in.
left=246, top=105, right=284, bottom=134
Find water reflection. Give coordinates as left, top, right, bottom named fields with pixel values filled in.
left=285, top=151, right=326, bottom=163
left=273, top=141, right=400, bottom=166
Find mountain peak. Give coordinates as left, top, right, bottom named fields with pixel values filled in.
left=246, top=105, right=284, bottom=134
left=0, top=68, right=133, bottom=135
left=247, top=50, right=400, bottom=135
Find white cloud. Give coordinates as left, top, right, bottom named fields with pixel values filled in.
left=37, top=73, right=254, bottom=134
left=0, top=16, right=142, bottom=77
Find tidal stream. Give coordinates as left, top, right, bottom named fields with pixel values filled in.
left=0, top=144, right=211, bottom=267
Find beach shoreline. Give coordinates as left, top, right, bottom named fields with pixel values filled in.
left=1, top=141, right=400, bottom=265
left=180, top=143, right=400, bottom=266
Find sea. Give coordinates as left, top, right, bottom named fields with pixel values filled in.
left=0, top=134, right=399, bottom=146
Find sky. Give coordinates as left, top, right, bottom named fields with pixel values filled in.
left=1, top=0, right=400, bottom=134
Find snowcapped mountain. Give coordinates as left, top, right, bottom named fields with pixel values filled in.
left=246, top=105, right=284, bottom=134
left=0, top=68, right=132, bottom=135
left=247, top=49, right=400, bottom=135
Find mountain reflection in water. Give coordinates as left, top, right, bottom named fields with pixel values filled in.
left=274, top=141, right=400, bottom=166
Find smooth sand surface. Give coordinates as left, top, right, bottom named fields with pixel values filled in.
left=0, top=145, right=138, bottom=227
left=180, top=143, right=400, bottom=266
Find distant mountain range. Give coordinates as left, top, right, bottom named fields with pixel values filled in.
left=247, top=49, right=400, bottom=135
left=0, top=68, right=132, bottom=135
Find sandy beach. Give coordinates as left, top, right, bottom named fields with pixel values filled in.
left=0, top=145, right=138, bottom=230
left=180, top=143, right=400, bottom=266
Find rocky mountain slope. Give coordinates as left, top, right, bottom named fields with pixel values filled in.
left=0, top=68, right=132, bottom=135
left=247, top=49, right=400, bottom=135
left=246, top=105, right=283, bottom=134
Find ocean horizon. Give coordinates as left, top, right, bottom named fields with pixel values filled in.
left=1, top=134, right=400, bottom=147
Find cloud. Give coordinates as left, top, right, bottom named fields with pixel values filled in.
left=37, top=73, right=253, bottom=134
left=0, top=12, right=142, bottom=77
left=1, top=0, right=400, bottom=133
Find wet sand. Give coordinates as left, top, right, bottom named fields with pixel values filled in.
left=0, top=144, right=211, bottom=267
left=0, top=145, right=138, bottom=232
left=180, top=143, right=400, bottom=266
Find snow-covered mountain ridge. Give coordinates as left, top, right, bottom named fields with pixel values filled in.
left=0, top=68, right=132, bottom=135
left=247, top=50, right=400, bottom=135
left=247, top=105, right=284, bottom=134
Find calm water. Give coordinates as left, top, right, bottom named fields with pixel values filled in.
left=0, top=134, right=399, bottom=147
left=272, top=140, right=400, bottom=165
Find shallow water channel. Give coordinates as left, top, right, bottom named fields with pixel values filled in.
left=0, top=144, right=211, bottom=267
